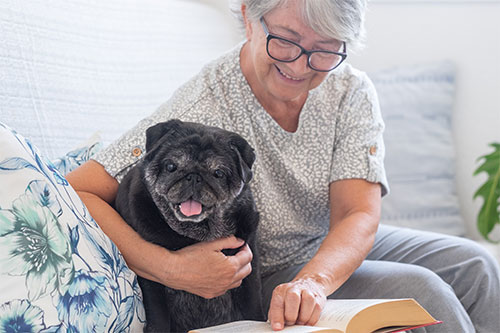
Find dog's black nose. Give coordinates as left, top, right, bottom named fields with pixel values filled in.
left=186, top=173, right=202, bottom=183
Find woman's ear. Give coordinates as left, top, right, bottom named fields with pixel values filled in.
left=241, top=4, right=253, bottom=41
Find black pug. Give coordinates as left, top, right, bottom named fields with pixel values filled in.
left=114, top=119, right=264, bottom=332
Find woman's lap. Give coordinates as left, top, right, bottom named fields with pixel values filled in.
left=262, top=224, right=500, bottom=332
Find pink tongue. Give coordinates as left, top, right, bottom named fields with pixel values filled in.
left=180, top=200, right=202, bottom=217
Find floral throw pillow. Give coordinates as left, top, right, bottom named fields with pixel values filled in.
left=0, top=122, right=145, bottom=332
left=51, top=132, right=102, bottom=175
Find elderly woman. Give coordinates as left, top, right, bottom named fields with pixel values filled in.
left=67, top=0, right=499, bottom=331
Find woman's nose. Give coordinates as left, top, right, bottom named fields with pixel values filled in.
left=286, top=53, right=310, bottom=75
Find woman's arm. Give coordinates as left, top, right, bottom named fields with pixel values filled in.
left=268, top=178, right=381, bottom=330
left=66, top=160, right=253, bottom=298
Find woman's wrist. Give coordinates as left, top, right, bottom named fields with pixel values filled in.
left=130, top=240, right=176, bottom=285
left=293, top=271, right=334, bottom=297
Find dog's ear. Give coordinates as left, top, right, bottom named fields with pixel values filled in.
left=145, top=119, right=184, bottom=152
left=230, top=135, right=256, bottom=184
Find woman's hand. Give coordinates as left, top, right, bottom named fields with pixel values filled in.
left=268, top=275, right=328, bottom=331
left=165, top=236, right=253, bottom=299
left=268, top=179, right=382, bottom=331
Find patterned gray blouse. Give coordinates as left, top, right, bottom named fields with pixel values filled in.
left=94, top=43, right=389, bottom=276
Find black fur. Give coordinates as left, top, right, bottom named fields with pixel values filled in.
left=115, top=119, right=264, bottom=332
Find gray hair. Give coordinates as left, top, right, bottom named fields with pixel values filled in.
left=229, top=0, right=367, bottom=50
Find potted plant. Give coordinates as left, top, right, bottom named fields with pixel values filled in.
left=473, top=143, right=500, bottom=242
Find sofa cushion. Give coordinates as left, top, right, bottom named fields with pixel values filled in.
left=0, top=122, right=145, bottom=331
left=370, top=61, right=465, bottom=236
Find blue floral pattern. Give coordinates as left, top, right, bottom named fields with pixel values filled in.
left=0, top=300, right=45, bottom=333
left=51, top=138, right=102, bottom=176
left=0, top=122, right=145, bottom=332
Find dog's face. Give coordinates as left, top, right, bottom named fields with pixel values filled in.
left=141, top=120, right=255, bottom=240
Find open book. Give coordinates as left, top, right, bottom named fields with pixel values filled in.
left=189, top=298, right=442, bottom=333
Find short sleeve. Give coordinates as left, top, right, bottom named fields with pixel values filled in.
left=93, top=114, right=156, bottom=183
left=329, top=73, right=390, bottom=196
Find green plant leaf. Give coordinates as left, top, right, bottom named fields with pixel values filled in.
left=474, top=146, right=500, bottom=177
left=474, top=157, right=500, bottom=177
left=475, top=179, right=500, bottom=238
left=473, top=142, right=500, bottom=242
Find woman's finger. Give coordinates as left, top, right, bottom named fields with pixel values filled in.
left=268, top=286, right=286, bottom=331
left=296, top=289, right=315, bottom=325
left=283, top=286, right=301, bottom=325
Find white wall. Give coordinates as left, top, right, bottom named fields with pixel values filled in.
left=205, top=0, right=500, bottom=240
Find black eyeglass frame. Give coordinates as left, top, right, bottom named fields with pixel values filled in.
left=259, top=17, right=347, bottom=72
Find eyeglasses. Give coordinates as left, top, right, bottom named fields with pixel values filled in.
left=260, top=17, right=347, bottom=72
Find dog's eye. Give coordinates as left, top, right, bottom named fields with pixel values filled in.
left=214, top=169, right=225, bottom=178
left=165, top=163, right=177, bottom=172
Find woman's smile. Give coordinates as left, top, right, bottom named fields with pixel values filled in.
left=274, top=64, right=306, bottom=83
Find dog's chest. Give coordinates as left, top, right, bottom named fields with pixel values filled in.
left=168, top=288, right=241, bottom=331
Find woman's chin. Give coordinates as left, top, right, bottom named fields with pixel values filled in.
left=267, top=71, right=306, bottom=100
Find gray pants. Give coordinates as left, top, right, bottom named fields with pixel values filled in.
left=262, top=224, right=500, bottom=332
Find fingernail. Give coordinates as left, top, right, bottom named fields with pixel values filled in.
left=272, top=322, right=282, bottom=331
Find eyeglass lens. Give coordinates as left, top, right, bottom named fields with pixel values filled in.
left=267, top=38, right=343, bottom=71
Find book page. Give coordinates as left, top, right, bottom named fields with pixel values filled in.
left=316, top=299, right=404, bottom=331
left=190, top=320, right=334, bottom=333
left=190, top=320, right=270, bottom=332
left=191, top=299, right=431, bottom=333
